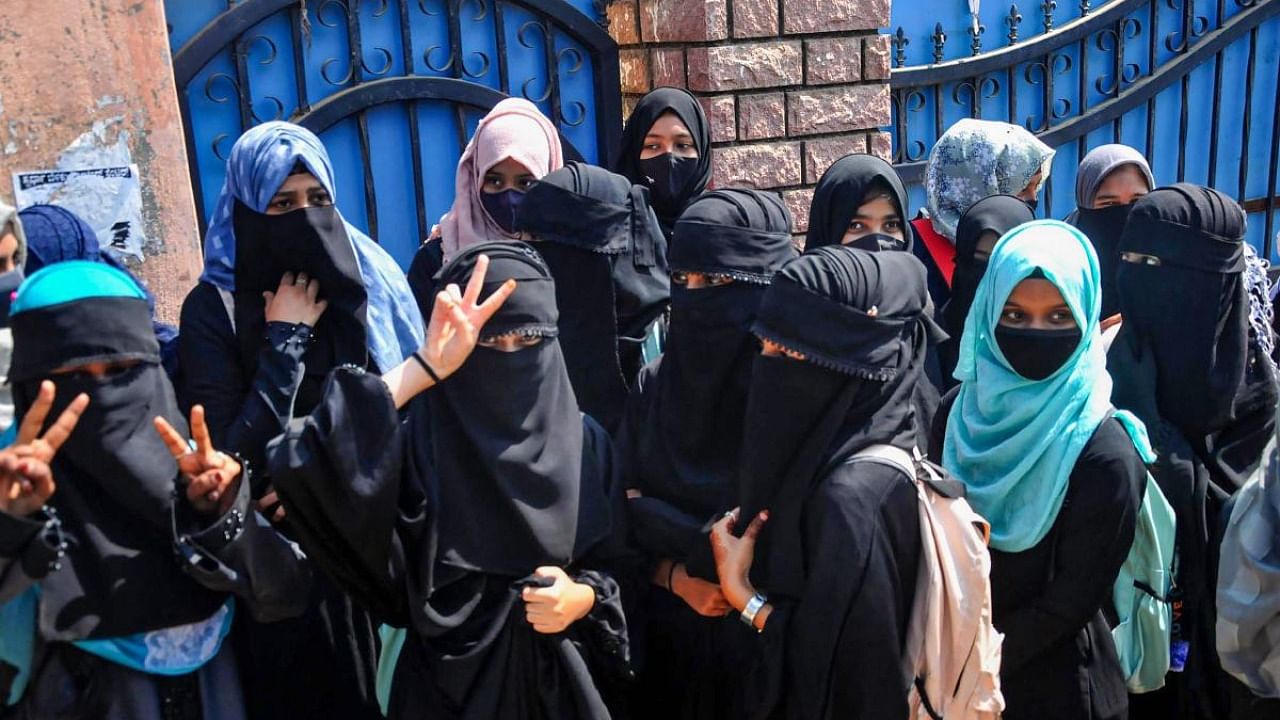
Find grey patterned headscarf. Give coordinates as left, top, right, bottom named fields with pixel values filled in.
left=1075, top=144, right=1155, bottom=208
left=1217, top=416, right=1280, bottom=697
left=924, top=119, right=1055, bottom=240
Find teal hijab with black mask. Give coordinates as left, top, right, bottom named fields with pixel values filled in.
left=943, top=220, right=1153, bottom=552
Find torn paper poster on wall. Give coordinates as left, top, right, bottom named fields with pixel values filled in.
left=11, top=164, right=147, bottom=261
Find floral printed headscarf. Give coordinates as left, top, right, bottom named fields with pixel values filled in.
left=925, top=119, right=1055, bottom=241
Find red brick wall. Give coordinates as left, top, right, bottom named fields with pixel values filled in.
left=606, top=0, right=893, bottom=237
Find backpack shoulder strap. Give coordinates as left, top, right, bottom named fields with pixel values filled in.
left=846, top=444, right=917, bottom=479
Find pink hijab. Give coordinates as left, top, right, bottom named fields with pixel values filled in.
left=439, top=98, right=563, bottom=260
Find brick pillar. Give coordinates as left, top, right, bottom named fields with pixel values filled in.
left=0, top=0, right=202, bottom=322
left=607, top=0, right=893, bottom=240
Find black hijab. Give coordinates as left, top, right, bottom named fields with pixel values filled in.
left=1071, top=202, right=1136, bottom=320
left=737, top=246, right=934, bottom=597
left=10, top=263, right=225, bottom=639
left=230, top=201, right=372, bottom=388
left=613, top=87, right=713, bottom=238
left=805, top=154, right=915, bottom=253
left=1112, top=184, right=1251, bottom=440
left=417, top=242, right=610, bottom=577
left=631, top=189, right=795, bottom=542
left=944, top=195, right=1035, bottom=337
left=515, top=161, right=669, bottom=430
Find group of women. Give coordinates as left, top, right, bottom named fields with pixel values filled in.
left=0, top=83, right=1278, bottom=720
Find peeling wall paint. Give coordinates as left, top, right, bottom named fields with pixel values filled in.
left=0, top=0, right=201, bottom=323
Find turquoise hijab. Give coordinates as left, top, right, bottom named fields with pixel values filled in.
left=943, top=219, right=1153, bottom=552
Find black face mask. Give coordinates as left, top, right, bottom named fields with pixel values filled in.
left=232, top=203, right=364, bottom=300
left=639, top=153, right=700, bottom=217
left=481, top=189, right=526, bottom=234
left=0, top=268, right=24, bottom=329
left=846, top=232, right=907, bottom=253
left=995, top=326, right=1082, bottom=380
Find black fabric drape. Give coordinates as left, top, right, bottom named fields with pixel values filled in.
left=516, top=161, right=670, bottom=430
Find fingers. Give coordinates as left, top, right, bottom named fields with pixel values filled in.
left=462, top=254, right=489, bottom=308
left=741, top=510, right=769, bottom=543
left=474, top=279, right=517, bottom=325
left=305, top=277, right=322, bottom=303
left=445, top=283, right=464, bottom=306
left=278, top=272, right=296, bottom=291
left=314, top=298, right=329, bottom=318
left=19, top=459, right=55, bottom=503
left=190, top=405, right=214, bottom=458
left=153, top=416, right=191, bottom=459
left=16, top=381, right=55, bottom=446
left=38, top=392, right=89, bottom=456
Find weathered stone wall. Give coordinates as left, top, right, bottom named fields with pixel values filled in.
left=0, top=0, right=201, bottom=322
left=607, top=0, right=893, bottom=237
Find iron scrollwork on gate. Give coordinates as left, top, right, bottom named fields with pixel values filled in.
left=889, top=0, right=1280, bottom=257
left=171, top=0, right=622, bottom=255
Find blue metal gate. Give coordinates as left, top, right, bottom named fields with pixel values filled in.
left=165, top=0, right=620, bottom=268
left=887, top=0, right=1280, bottom=259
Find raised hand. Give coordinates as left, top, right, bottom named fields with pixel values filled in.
left=421, top=253, right=516, bottom=379
left=0, top=381, right=89, bottom=516
left=264, top=271, right=328, bottom=327
left=154, top=405, right=242, bottom=516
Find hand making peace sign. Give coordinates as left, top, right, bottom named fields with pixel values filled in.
left=154, top=405, right=243, bottom=517
left=0, top=380, right=90, bottom=517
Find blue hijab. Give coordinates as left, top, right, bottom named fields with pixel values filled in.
left=201, top=121, right=422, bottom=371
left=19, top=204, right=180, bottom=378
left=943, top=219, right=1153, bottom=552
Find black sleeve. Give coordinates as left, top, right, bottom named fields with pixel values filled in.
left=267, top=366, right=412, bottom=623
left=616, top=362, right=708, bottom=567
left=997, top=419, right=1145, bottom=674
left=0, top=508, right=64, bottom=602
left=171, top=466, right=313, bottom=623
left=178, top=283, right=310, bottom=480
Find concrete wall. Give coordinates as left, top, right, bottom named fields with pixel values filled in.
left=607, top=0, right=893, bottom=239
left=0, top=0, right=201, bottom=322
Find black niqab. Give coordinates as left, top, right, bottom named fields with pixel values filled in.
left=631, top=189, right=795, bottom=549
left=805, top=154, right=915, bottom=253
left=1112, top=184, right=1249, bottom=439
left=737, top=246, right=932, bottom=597
left=1070, top=202, right=1135, bottom=319
left=230, top=202, right=371, bottom=376
left=515, top=161, right=669, bottom=430
left=421, top=242, right=610, bottom=577
left=10, top=295, right=227, bottom=638
left=944, top=195, right=1035, bottom=337
left=613, top=87, right=712, bottom=238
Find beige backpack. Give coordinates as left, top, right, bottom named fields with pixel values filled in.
left=848, top=445, right=1005, bottom=720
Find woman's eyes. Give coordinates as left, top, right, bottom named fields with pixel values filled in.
left=308, top=191, right=333, bottom=206
left=670, top=271, right=689, bottom=285
left=884, top=220, right=902, bottom=232
left=1001, top=309, right=1025, bottom=324
left=706, top=274, right=733, bottom=286
left=516, top=178, right=537, bottom=190
left=271, top=199, right=293, bottom=210
left=676, top=143, right=695, bottom=151
left=847, top=221, right=866, bottom=232
left=1049, top=310, right=1075, bottom=324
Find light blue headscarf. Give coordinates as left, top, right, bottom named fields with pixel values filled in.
left=943, top=219, right=1153, bottom=552
left=200, top=121, right=422, bottom=372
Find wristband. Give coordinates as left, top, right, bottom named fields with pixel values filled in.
left=740, top=592, right=767, bottom=632
left=411, top=351, right=442, bottom=383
